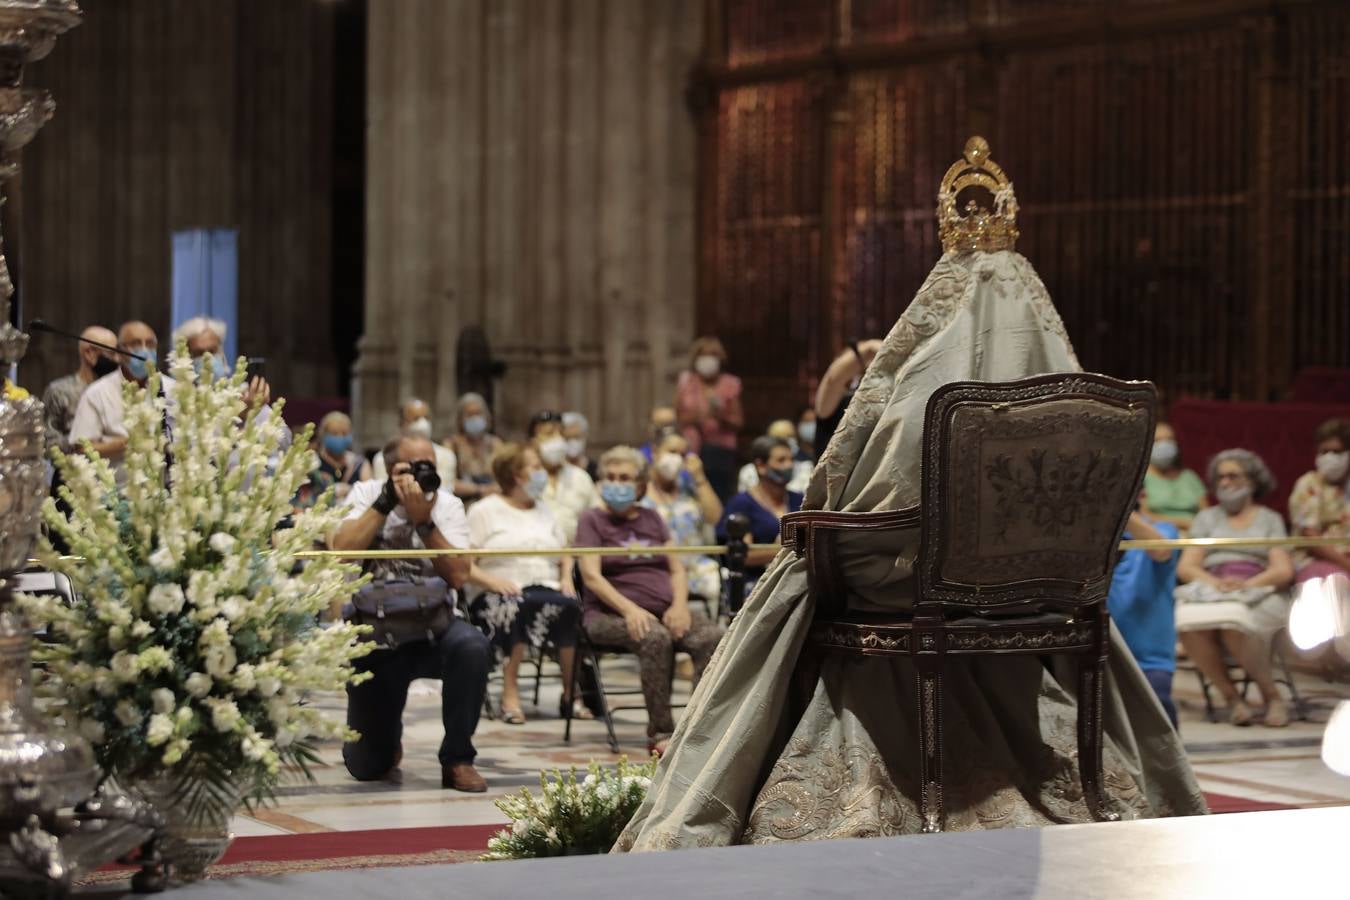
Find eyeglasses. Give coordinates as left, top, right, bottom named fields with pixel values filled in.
left=604, top=473, right=638, bottom=484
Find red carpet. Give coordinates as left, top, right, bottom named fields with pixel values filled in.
left=218, top=823, right=504, bottom=863
left=1202, top=792, right=1296, bottom=814
left=80, top=823, right=505, bottom=884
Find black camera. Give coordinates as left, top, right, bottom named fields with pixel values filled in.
left=409, top=459, right=441, bottom=494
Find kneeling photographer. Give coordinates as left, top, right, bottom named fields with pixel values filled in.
left=329, top=435, right=490, bottom=792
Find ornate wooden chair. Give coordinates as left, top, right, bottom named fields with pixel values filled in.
left=781, top=373, right=1156, bottom=833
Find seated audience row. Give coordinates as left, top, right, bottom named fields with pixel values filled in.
left=1113, top=422, right=1350, bottom=730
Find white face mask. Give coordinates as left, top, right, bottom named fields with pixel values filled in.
left=1317, top=450, right=1350, bottom=483
left=694, top=355, right=721, bottom=379
left=655, top=452, right=683, bottom=482
left=406, top=417, right=432, bottom=438
left=1216, top=484, right=1252, bottom=514
left=538, top=436, right=568, bottom=467
left=565, top=437, right=587, bottom=460
left=1151, top=440, right=1179, bottom=469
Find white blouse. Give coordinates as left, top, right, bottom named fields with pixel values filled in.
left=466, top=494, right=566, bottom=591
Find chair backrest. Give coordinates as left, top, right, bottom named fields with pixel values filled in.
left=917, top=373, right=1156, bottom=613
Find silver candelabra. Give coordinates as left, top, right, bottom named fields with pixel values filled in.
left=0, top=3, right=163, bottom=896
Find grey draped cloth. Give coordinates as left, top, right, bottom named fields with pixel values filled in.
left=617, top=250, right=1207, bottom=852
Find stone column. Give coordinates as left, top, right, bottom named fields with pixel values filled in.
left=353, top=4, right=399, bottom=449
left=599, top=0, right=643, bottom=437
left=563, top=0, right=603, bottom=424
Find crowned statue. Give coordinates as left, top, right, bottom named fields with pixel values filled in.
left=617, top=137, right=1208, bottom=850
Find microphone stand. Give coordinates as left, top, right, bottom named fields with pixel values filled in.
left=26, top=319, right=147, bottom=362
left=723, top=512, right=750, bottom=622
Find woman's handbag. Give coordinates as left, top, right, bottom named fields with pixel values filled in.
left=343, top=577, right=454, bottom=650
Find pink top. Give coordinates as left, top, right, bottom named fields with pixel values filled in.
left=675, top=370, right=742, bottom=452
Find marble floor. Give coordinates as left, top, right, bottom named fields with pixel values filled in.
left=231, top=655, right=1350, bottom=838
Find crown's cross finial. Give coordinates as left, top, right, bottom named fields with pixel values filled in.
left=937, top=136, right=1019, bottom=254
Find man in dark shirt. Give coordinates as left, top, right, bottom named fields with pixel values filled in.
left=577, top=445, right=724, bottom=753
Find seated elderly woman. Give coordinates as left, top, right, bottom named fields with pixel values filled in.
left=641, top=430, right=723, bottom=607
left=577, top=446, right=725, bottom=754
left=294, top=411, right=370, bottom=510
left=465, top=442, right=585, bottom=724
left=1288, top=418, right=1350, bottom=585
left=448, top=392, right=502, bottom=507
left=1175, top=449, right=1296, bottom=727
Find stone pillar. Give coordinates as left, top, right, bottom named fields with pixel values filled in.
left=356, top=0, right=702, bottom=448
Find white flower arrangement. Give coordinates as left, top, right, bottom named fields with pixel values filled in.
left=482, top=757, right=656, bottom=860
left=21, top=347, right=371, bottom=814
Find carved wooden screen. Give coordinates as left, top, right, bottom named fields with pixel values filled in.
left=836, top=66, right=968, bottom=344
left=725, top=0, right=831, bottom=65
left=698, top=0, right=1350, bottom=435
left=711, top=80, right=825, bottom=421
left=1290, top=9, right=1350, bottom=374
left=995, top=26, right=1252, bottom=401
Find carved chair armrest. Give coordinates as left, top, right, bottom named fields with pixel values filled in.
left=781, top=507, right=921, bottom=616
left=780, top=507, right=921, bottom=552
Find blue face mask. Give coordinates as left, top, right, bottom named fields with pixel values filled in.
left=524, top=468, right=549, bottom=500
left=463, top=414, right=489, bottom=437
left=322, top=434, right=353, bottom=456
left=125, top=349, right=156, bottom=382
left=194, top=353, right=230, bottom=380
left=601, top=481, right=637, bottom=513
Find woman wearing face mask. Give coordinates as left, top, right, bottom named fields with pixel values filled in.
left=562, top=411, right=599, bottom=481
left=448, top=392, right=502, bottom=506
left=1288, top=418, right=1350, bottom=584
left=528, top=410, right=598, bottom=544
left=737, top=420, right=812, bottom=495
left=717, top=436, right=804, bottom=589
left=294, top=411, right=370, bottom=510
left=1142, top=422, right=1208, bottom=532
left=465, top=443, right=585, bottom=725
left=796, top=406, right=817, bottom=461
left=577, top=446, right=726, bottom=755
left=1175, top=449, right=1295, bottom=727
left=642, top=432, right=723, bottom=607
left=675, top=336, right=743, bottom=501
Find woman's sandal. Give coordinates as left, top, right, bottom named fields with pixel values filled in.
left=1264, top=699, right=1291, bottom=728
left=500, top=706, right=527, bottom=726
left=1228, top=700, right=1254, bottom=727
left=559, top=696, right=594, bottom=720
left=646, top=738, right=670, bottom=758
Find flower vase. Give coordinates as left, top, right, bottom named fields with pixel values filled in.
left=131, top=774, right=241, bottom=882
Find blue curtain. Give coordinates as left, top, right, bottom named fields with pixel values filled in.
left=171, top=228, right=238, bottom=361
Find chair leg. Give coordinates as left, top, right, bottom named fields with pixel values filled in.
left=563, top=649, right=575, bottom=744
left=584, top=638, right=620, bottom=754
left=1194, top=668, right=1218, bottom=723
left=533, top=649, right=544, bottom=707
left=1076, top=652, right=1120, bottom=823
left=915, top=659, right=945, bottom=834
left=1271, top=631, right=1307, bottom=721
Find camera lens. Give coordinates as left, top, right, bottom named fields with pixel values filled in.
left=411, top=460, right=441, bottom=494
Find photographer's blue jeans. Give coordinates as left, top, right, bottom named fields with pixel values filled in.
left=343, top=617, right=490, bottom=779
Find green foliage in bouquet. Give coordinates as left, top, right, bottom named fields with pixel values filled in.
left=20, top=346, right=371, bottom=819
left=483, top=756, right=657, bottom=860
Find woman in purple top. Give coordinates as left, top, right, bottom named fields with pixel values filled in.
left=577, top=445, right=725, bottom=755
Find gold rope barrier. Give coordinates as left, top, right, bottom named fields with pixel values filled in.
left=29, top=535, right=1350, bottom=566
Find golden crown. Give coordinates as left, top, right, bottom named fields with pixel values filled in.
left=937, top=136, right=1019, bottom=254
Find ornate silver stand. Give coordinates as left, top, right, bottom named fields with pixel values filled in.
left=0, top=3, right=163, bottom=896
